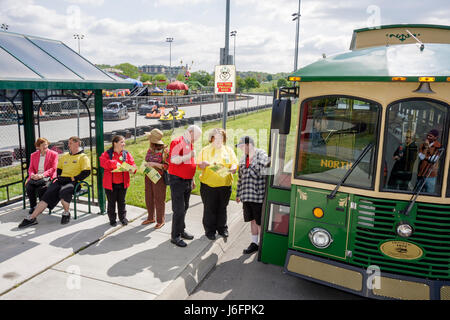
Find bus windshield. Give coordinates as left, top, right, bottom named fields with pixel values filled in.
left=295, top=96, right=380, bottom=189
left=382, top=99, right=448, bottom=195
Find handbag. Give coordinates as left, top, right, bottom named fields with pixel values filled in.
left=28, top=176, right=50, bottom=187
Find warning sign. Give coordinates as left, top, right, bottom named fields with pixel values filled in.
left=214, top=65, right=236, bottom=94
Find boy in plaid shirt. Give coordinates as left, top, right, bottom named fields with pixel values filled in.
left=236, top=136, right=270, bottom=254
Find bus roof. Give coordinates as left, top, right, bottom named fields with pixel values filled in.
left=290, top=43, right=450, bottom=82
left=350, top=24, right=450, bottom=50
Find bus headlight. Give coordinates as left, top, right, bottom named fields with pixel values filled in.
left=397, top=223, right=413, bottom=238
left=309, top=228, right=333, bottom=249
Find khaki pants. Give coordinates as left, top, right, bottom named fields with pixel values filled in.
left=145, top=175, right=167, bottom=224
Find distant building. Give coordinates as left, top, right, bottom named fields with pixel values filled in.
left=139, top=64, right=183, bottom=76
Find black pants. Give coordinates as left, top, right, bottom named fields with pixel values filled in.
left=200, top=183, right=231, bottom=237
left=105, top=183, right=127, bottom=223
left=41, top=180, right=76, bottom=210
left=169, top=174, right=192, bottom=240
left=26, top=182, right=48, bottom=209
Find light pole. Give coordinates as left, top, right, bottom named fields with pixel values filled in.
left=222, top=0, right=231, bottom=129
left=1, top=24, right=9, bottom=31
left=230, top=30, right=237, bottom=66
left=73, top=34, right=84, bottom=54
left=166, top=37, right=174, bottom=78
left=292, top=0, right=301, bottom=71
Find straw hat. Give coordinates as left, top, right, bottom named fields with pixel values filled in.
left=145, top=128, right=164, bottom=145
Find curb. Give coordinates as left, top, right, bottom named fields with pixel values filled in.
left=156, top=209, right=246, bottom=300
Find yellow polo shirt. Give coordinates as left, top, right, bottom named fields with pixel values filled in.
left=197, top=144, right=238, bottom=187
left=57, top=152, right=91, bottom=178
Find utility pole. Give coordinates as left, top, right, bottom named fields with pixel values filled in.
left=222, top=0, right=230, bottom=129
left=292, top=0, right=301, bottom=71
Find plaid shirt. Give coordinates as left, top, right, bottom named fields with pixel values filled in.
left=236, top=148, right=269, bottom=203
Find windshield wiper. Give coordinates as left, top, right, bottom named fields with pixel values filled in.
left=401, top=147, right=445, bottom=216
left=327, top=142, right=375, bottom=199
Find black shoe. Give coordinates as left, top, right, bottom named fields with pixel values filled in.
left=61, top=213, right=70, bottom=225
left=206, top=234, right=216, bottom=240
left=243, top=242, right=259, bottom=254
left=171, top=237, right=187, bottom=247
left=18, top=218, right=38, bottom=229
left=218, top=230, right=229, bottom=237
left=181, top=231, right=194, bottom=240
left=120, top=218, right=128, bottom=226
left=28, top=207, right=35, bottom=215
left=110, top=221, right=117, bottom=227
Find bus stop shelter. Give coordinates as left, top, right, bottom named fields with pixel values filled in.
left=0, top=30, right=133, bottom=213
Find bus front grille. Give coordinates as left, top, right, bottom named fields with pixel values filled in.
left=349, top=196, right=450, bottom=280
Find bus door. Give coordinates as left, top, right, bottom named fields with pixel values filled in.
left=259, top=87, right=298, bottom=266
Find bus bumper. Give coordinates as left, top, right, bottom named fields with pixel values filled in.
left=284, top=249, right=450, bottom=300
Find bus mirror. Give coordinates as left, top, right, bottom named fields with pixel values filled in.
left=271, top=99, right=291, bottom=134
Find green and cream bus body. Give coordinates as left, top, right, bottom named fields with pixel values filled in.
left=260, top=24, right=450, bottom=300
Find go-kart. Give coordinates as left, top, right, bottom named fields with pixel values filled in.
left=159, top=106, right=185, bottom=121
left=145, top=105, right=165, bottom=119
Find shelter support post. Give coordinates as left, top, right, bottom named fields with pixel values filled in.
left=22, top=90, right=35, bottom=167
left=94, top=89, right=105, bottom=214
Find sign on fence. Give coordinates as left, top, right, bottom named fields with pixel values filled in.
left=214, top=65, right=236, bottom=94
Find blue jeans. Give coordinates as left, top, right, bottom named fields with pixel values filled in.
left=417, top=176, right=436, bottom=193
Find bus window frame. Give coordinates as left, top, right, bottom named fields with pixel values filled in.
left=269, top=132, right=293, bottom=191
left=293, top=94, right=382, bottom=191
left=381, top=97, right=450, bottom=197
left=264, top=200, right=291, bottom=236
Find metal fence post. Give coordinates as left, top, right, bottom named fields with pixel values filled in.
left=134, top=97, right=137, bottom=143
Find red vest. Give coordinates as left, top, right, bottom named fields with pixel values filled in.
left=168, top=136, right=196, bottom=179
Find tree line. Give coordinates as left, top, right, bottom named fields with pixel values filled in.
left=96, top=63, right=291, bottom=93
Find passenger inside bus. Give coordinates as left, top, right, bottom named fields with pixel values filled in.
left=383, top=100, right=446, bottom=195
left=387, top=130, right=417, bottom=190
left=416, top=129, right=442, bottom=193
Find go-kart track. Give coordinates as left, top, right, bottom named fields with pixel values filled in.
left=0, top=94, right=270, bottom=152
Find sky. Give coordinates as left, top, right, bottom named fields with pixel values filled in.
left=1, top=0, right=449, bottom=74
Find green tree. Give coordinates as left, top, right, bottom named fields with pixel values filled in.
left=114, top=63, right=139, bottom=79
left=244, top=77, right=260, bottom=92
left=176, top=74, right=185, bottom=81
left=236, top=76, right=246, bottom=93
left=277, top=78, right=288, bottom=88
left=190, top=71, right=212, bottom=87
left=140, top=73, right=152, bottom=82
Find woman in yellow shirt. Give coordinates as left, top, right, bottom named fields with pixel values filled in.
left=197, top=128, right=238, bottom=240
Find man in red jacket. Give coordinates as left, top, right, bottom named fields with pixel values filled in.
left=168, top=125, right=202, bottom=247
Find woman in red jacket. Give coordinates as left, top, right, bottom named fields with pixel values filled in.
left=26, top=137, right=59, bottom=214
left=99, top=135, right=136, bottom=226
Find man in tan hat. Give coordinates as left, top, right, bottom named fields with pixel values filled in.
left=142, top=128, right=169, bottom=228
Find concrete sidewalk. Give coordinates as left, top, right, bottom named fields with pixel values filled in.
left=0, top=195, right=246, bottom=300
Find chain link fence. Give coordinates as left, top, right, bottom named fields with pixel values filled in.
left=0, top=91, right=272, bottom=207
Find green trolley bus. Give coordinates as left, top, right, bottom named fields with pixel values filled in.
left=259, top=24, right=450, bottom=300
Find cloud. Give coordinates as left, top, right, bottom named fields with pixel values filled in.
left=64, top=0, right=104, bottom=6
left=1, top=0, right=449, bottom=74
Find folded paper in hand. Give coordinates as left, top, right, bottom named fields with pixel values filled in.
left=209, top=164, right=230, bottom=178
left=139, top=162, right=161, bottom=184
left=112, top=162, right=135, bottom=173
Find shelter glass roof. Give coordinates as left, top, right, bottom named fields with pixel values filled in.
left=0, top=31, right=133, bottom=90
